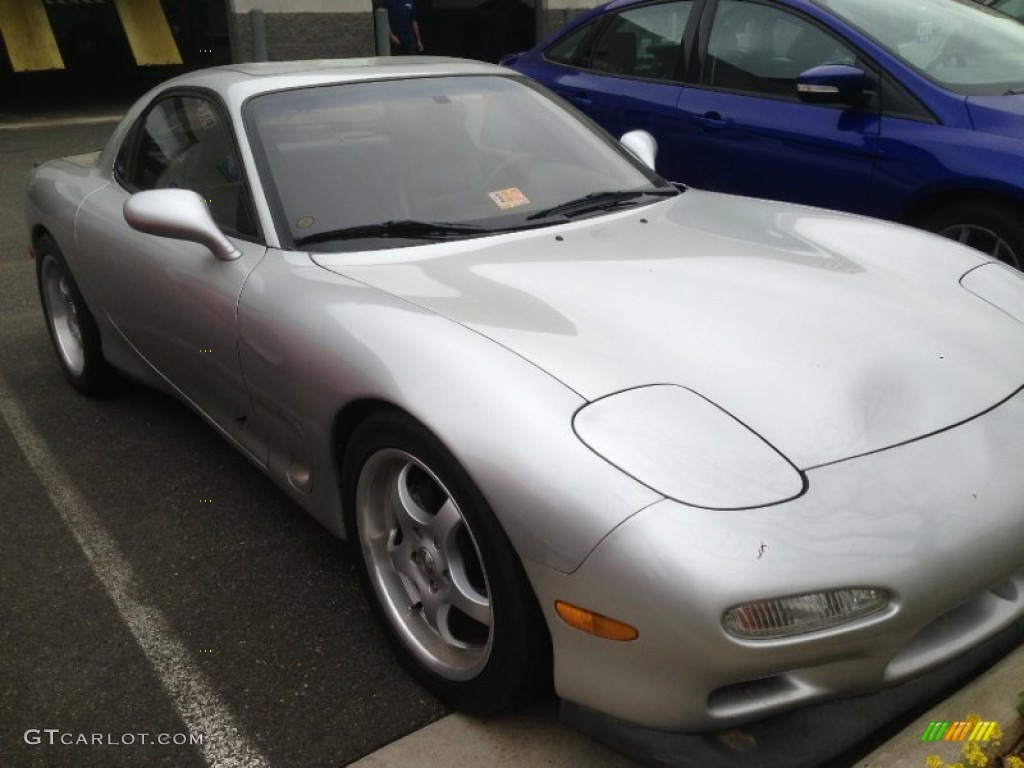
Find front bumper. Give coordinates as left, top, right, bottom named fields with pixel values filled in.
left=524, top=386, right=1024, bottom=753
left=562, top=617, right=1024, bottom=767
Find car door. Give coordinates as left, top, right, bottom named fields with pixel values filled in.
left=541, top=0, right=698, bottom=181
left=672, top=0, right=880, bottom=212
left=75, top=90, right=268, bottom=464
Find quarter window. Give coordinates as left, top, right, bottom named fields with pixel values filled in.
left=703, top=0, right=856, bottom=98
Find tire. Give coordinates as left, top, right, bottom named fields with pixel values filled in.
left=35, top=235, right=115, bottom=395
left=343, top=410, right=550, bottom=714
left=919, top=200, right=1024, bottom=270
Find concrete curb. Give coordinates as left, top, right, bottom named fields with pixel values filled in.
left=349, top=700, right=636, bottom=768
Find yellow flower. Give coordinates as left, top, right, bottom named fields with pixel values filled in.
left=925, top=756, right=943, bottom=768
left=966, top=713, right=982, bottom=724
left=1004, top=757, right=1024, bottom=768
left=960, top=741, right=987, bottom=767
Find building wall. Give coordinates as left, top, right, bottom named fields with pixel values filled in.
left=226, top=0, right=597, bottom=61
left=227, top=0, right=376, bottom=62
left=538, top=0, right=596, bottom=40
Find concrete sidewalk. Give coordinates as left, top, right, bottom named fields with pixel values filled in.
left=855, top=642, right=1024, bottom=768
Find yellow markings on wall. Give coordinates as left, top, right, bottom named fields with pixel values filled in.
left=113, top=0, right=181, bottom=66
left=0, top=0, right=65, bottom=72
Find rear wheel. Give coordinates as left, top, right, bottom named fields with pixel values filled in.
left=35, top=235, right=114, bottom=395
left=920, top=200, right=1024, bottom=270
left=344, top=410, right=550, bottom=714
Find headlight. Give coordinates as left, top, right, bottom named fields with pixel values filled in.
left=573, top=385, right=804, bottom=509
left=961, top=263, right=1024, bottom=325
left=723, top=588, right=890, bottom=640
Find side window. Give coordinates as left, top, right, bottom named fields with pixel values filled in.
left=545, top=21, right=600, bottom=67
left=118, top=95, right=257, bottom=239
left=702, top=0, right=856, bottom=98
left=880, top=72, right=934, bottom=122
left=589, top=1, right=693, bottom=80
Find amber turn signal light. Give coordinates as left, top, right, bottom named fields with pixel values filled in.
left=555, top=600, right=638, bottom=641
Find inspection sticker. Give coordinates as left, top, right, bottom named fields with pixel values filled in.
left=488, top=187, right=530, bottom=210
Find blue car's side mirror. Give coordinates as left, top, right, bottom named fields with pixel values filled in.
left=796, top=64, right=866, bottom=106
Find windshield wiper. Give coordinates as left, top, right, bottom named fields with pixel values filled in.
left=294, top=219, right=495, bottom=247
left=526, top=187, right=678, bottom=221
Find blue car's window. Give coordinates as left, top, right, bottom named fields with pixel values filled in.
left=703, top=0, right=856, bottom=98
left=546, top=1, right=693, bottom=81
left=820, top=0, right=1024, bottom=94
left=546, top=21, right=598, bottom=67
left=589, top=1, right=693, bottom=80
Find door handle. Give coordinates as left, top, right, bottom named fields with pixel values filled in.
left=567, top=90, right=593, bottom=106
left=691, top=111, right=730, bottom=130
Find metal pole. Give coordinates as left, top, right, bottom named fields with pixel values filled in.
left=374, top=8, right=391, bottom=56
left=250, top=9, right=268, bottom=62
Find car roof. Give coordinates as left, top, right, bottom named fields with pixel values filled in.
left=154, top=57, right=513, bottom=108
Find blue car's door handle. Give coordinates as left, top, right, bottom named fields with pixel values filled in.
left=566, top=90, right=593, bottom=106
left=692, top=112, right=730, bottom=130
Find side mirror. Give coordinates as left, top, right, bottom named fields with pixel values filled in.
left=620, top=130, right=658, bottom=171
left=124, top=189, right=241, bottom=262
left=796, top=64, right=866, bottom=106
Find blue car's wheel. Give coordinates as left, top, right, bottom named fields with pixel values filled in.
left=922, top=200, right=1024, bottom=270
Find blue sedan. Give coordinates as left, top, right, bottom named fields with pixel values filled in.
left=503, top=0, right=1024, bottom=268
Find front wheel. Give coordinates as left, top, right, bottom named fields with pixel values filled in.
left=920, top=200, right=1024, bottom=270
left=344, top=411, right=550, bottom=714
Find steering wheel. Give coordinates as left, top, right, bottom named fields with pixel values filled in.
left=927, top=50, right=967, bottom=72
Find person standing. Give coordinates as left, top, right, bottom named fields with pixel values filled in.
left=382, top=0, right=424, bottom=55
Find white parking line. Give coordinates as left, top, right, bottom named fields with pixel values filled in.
left=0, top=372, right=271, bottom=768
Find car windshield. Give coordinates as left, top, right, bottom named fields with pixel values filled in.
left=990, top=0, right=1024, bottom=21
left=818, top=0, right=1024, bottom=94
left=245, top=75, right=672, bottom=250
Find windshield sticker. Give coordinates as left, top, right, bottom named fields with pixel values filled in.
left=488, top=187, right=530, bottom=210
left=916, top=21, right=933, bottom=43
left=296, top=216, right=315, bottom=228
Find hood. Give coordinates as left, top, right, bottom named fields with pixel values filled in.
left=313, top=191, right=1024, bottom=469
left=966, top=93, right=1024, bottom=137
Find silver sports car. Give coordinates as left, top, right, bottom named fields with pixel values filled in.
left=25, top=58, right=1024, bottom=766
